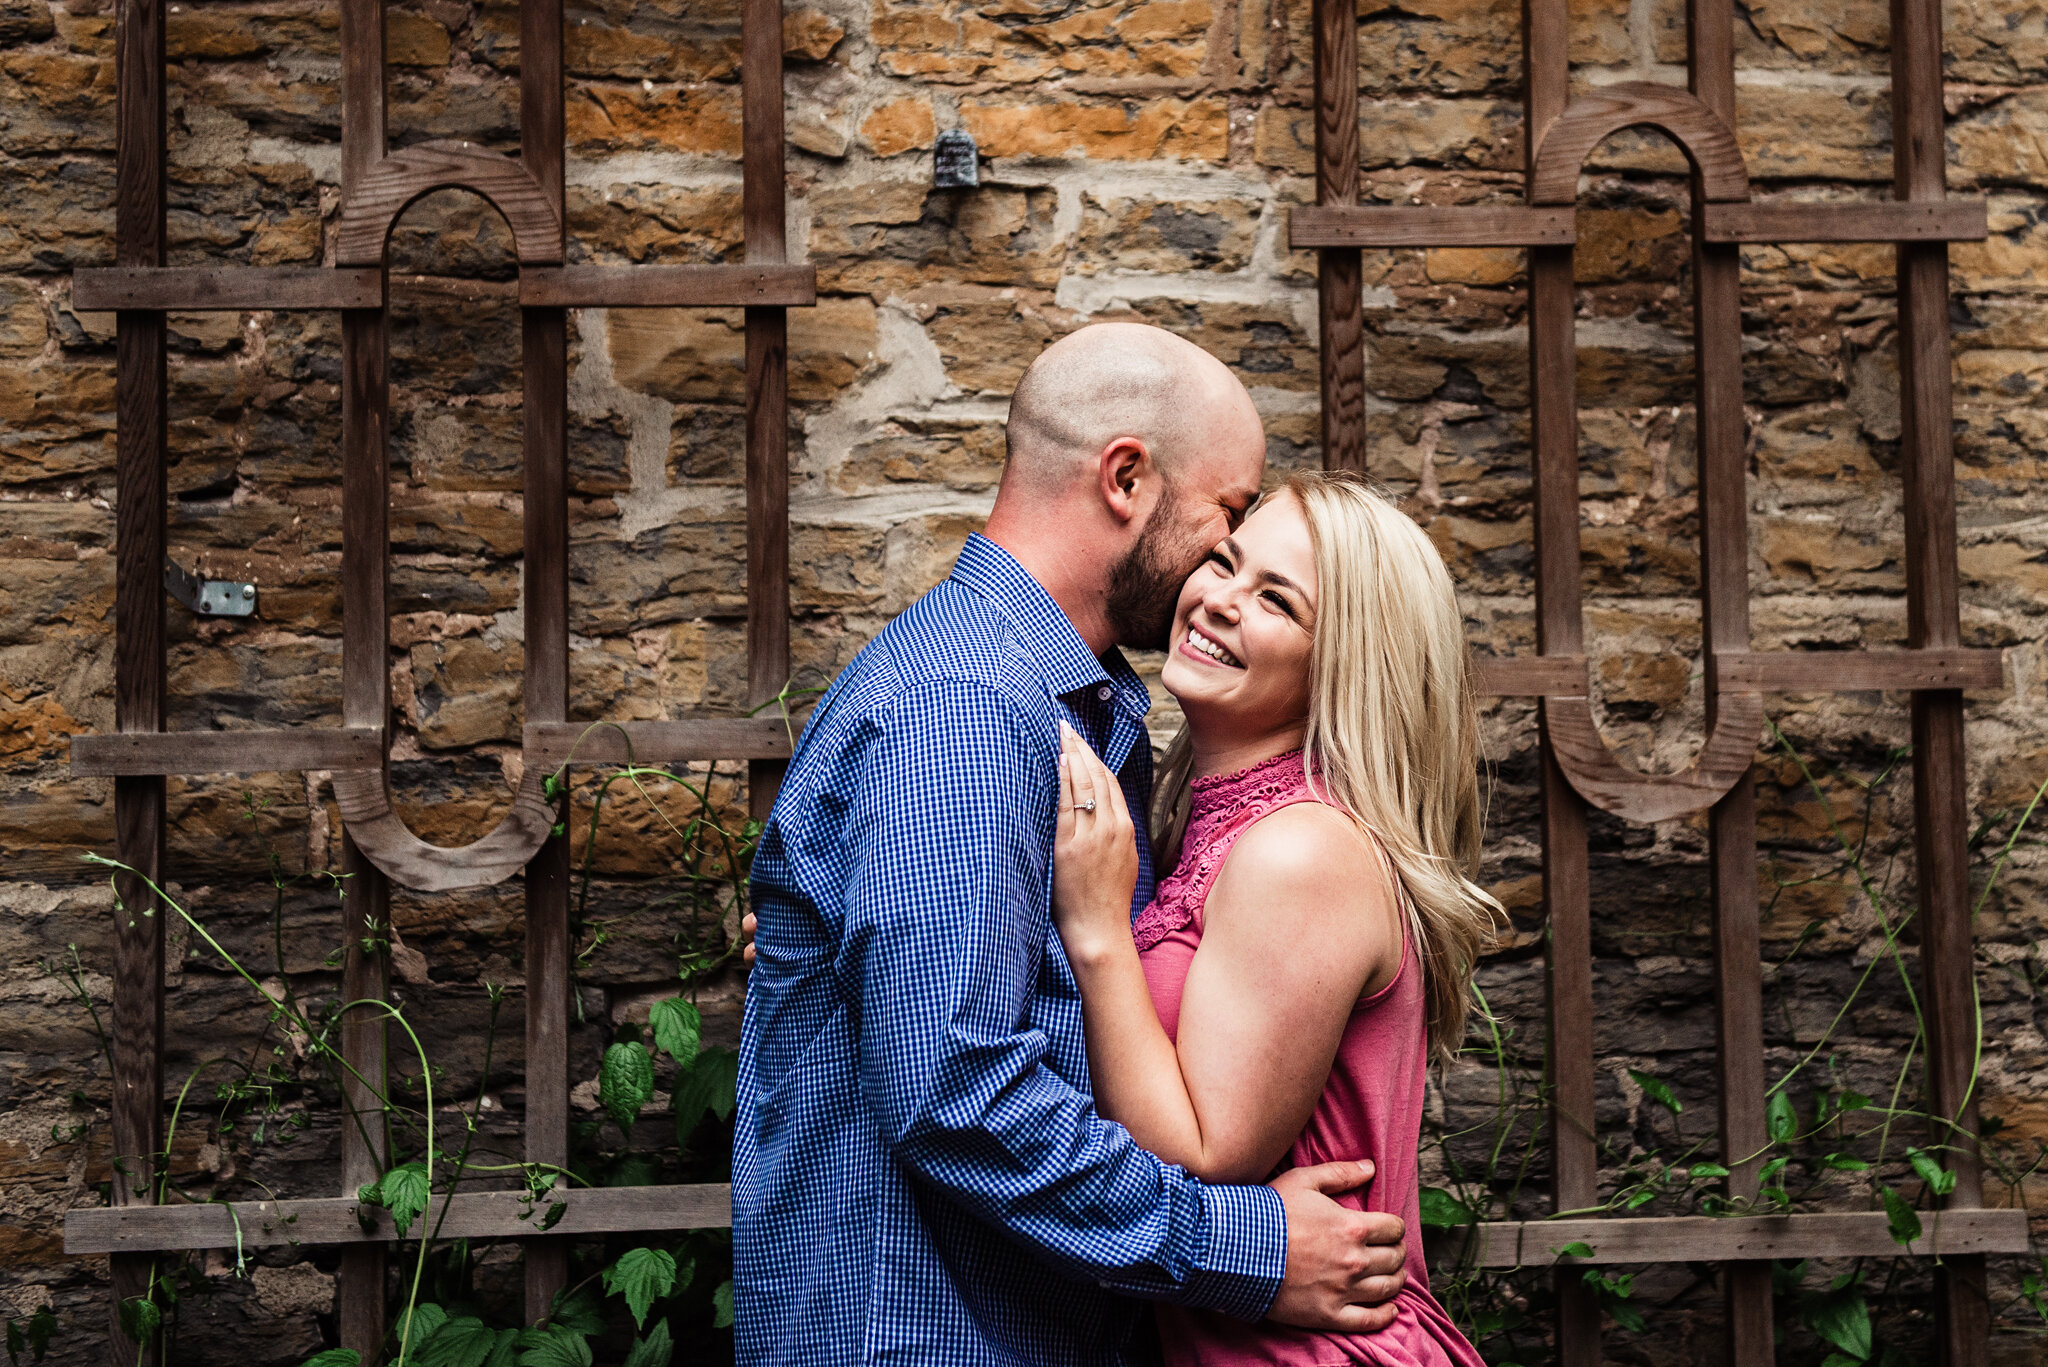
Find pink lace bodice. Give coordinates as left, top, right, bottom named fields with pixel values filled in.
left=1134, top=748, right=1317, bottom=953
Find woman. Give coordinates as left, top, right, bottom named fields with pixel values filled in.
left=1051, top=469, right=1497, bottom=1367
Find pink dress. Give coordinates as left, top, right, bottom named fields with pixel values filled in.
left=1132, top=750, right=1485, bottom=1367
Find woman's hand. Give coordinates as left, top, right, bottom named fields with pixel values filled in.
left=1052, top=721, right=1140, bottom=968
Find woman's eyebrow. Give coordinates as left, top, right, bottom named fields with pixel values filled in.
left=1257, top=568, right=1306, bottom=598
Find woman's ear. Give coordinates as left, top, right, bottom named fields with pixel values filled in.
left=1096, top=437, right=1152, bottom=525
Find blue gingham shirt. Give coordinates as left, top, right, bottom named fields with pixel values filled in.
left=735, top=535, right=1288, bottom=1366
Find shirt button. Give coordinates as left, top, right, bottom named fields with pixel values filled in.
left=1097, top=686, right=1114, bottom=701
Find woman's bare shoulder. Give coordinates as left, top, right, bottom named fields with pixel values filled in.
left=1209, top=802, right=1399, bottom=933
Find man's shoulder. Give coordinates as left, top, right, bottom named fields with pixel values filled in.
left=841, top=578, right=1061, bottom=725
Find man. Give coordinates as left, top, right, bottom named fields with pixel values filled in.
left=736, top=323, right=1408, bottom=1364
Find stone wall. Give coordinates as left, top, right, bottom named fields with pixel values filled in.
left=3, top=0, right=2047, bottom=1361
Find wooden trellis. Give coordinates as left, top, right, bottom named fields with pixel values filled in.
left=1290, top=0, right=2027, bottom=1360
left=64, top=0, right=805, bottom=1360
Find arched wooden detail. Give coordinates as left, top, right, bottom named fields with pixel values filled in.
left=1529, top=82, right=1750, bottom=205
left=330, top=768, right=557, bottom=892
left=1542, top=691, right=1764, bottom=823
left=334, top=139, right=563, bottom=267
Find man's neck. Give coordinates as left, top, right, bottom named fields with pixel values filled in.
left=979, top=525, right=1117, bottom=658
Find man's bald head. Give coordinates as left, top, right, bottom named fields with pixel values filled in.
left=982, top=322, right=1267, bottom=654
left=1003, top=322, right=1258, bottom=493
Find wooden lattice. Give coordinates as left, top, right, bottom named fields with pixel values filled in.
left=1290, top=0, right=2024, bottom=1361
left=65, top=0, right=805, bottom=1360
left=67, top=0, right=2032, bottom=1361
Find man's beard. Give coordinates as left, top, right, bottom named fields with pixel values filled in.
left=1105, top=497, right=1205, bottom=651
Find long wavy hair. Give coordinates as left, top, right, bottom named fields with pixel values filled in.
left=1151, top=470, right=1501, bottom=1066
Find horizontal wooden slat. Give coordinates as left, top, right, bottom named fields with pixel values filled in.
left=524, top=717, right=797, bottom=766
left=518, top=264, right=818, bottom=308
left=1473, top=655, right=1589, bottom=697
left=65, top=1183, right=733, bottom=1254
left=73, top=267, right=385, bottom=311
left=1430, top=1208, right=2030, bottom=1268
left=1700, top=199, right=1988, bottom=244
left=1290, top=205, right=1577, bottom=248
left=70, top=728, right=384, bottom=776
left=1711, top=649, right=2003, bottom=693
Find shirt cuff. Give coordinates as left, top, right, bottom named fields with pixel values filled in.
left=1179, top=1181, right=1287, bottom=1321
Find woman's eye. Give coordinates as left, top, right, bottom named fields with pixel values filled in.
left=1205, top=551, right=1232, bottom=573
left=1261, top=591, right=1294, bottom=616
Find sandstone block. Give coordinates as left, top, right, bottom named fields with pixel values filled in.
left=812, top=182, right=1065, bottom=295
left=0, top=53, right=116, bottom=156
left=837, top=417, right=1007, bottom=493
left=567, top=84, right=742, bottom=158
left=784, top=8, right=846, bottom=61
left=860, top=97, right=935, bottom=158
left=964, top=97, right=1227, bottom=162
left=607, top=296, right=878, bottom=404
left=1072, top=194, right=1257, bottom=275
left=0, top=278, right=43, bottom=359
left=918, top=288, right=1074, bottom=394
left=0, top=0, right=54, bottom=46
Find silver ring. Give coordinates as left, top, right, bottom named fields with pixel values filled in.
left=1067, top=800, right=1096, bottom=813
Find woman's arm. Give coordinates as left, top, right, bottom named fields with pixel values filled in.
left=1052, top=729, right=1404, bottom=1184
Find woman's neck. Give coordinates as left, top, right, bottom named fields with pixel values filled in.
left=1186, top=719, right=1308, bottom=779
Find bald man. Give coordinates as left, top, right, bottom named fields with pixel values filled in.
left=735, top=324, right=1409, bottom=1366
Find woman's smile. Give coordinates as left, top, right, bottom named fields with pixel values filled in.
left=1179, top=623, right=1243, bottom=669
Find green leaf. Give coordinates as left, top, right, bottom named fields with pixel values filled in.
left=1838, top=1091, right=1872, bottom=1113
left=1625, top=1188, right=1658, bottom=1210
left=621, top=1323, right=674, bottom=1367
left=1882, top=1185, right=1922, bottom=1246
left=1804, top=1285, right=1873, bottom=1361
left=673, top=1047, right=740, bottom=1146
left=301, top=1353, right=363, bottom=1367
left=1688, top=1163, right=1731, bottom=1180
left=1766, top=1090, right=1797, bottom=1144
left=397, top=1303, right=450, bottom=1350
left=1822, top=1355, right=1866, bottom=1367
left=379, top=1160, right=433, bottom=1237
left=416, top=1316, right=501, bottom=1367
left=545, top=1290, right=604, bottom=1338
left=513, top=1325, right=592, bottom=1367
left=118, top=1297, right=161, bottom=1346
left=1418, top=1186, right=1475, bottom=1229
left=1554, top=1241, right=1595, bottom=1259
left=1822, top=1153, right=1871, bottom=1172
left=649, top=998, right=702, bottom=1067
left=1759, top=1156, right=1789, bottom=1183
left=600, top=1040, right=655, bottom=1131
left=1906, top=1147, right=1957, bottom=1196
left=603, top=1247, right=678, bottom=1329
left=1628, top=1070, right=1682, bottom=1116
left=711, top=1281, right=734, bottom=1331
left=1605, top=1300, right=1646, bottom=1334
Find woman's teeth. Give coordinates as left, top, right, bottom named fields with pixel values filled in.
left=1186, top=628, right=1242, bottom=667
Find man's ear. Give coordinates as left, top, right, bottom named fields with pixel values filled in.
left=1096, top=437, right=1151, bottom=525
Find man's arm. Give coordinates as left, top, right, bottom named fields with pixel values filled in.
left=834, top=679, right=1404, bottom=1327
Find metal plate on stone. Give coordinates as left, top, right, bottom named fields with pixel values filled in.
left=933, top=129, right=979, bottom=188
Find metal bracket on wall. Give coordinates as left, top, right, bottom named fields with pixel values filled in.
left=164, top=557, right=257, bottom=617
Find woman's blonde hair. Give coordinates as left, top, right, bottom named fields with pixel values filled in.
left=1152, top=470, right=1501, bottom=1066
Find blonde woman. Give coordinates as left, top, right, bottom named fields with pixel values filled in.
left=1052, top=470, right=1498, bottom=1367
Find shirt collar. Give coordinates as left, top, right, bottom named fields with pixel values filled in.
left=949, top=534, right=1150, bottom=717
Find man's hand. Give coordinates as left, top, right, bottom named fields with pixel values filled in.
left=741, top=913, right=757, bottom=965
left=1266, top=1160, right=1407, bottom=1333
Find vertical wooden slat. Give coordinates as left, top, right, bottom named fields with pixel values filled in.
left=337, top=0, right=389, bottom=1358
left=1685, top=0, right=1773, bottom=1359
left=743, top=0, right=791, bottom=820
left=1311, top=0, right=1364, bottom=471
left=1521, top=0, right=1598, bottom=1356
left=519, top=0, right=574, bottom=1321
left=110, top=0, right=166, bottom=1358
left=1891, top=0, right=1987, bottom=1357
